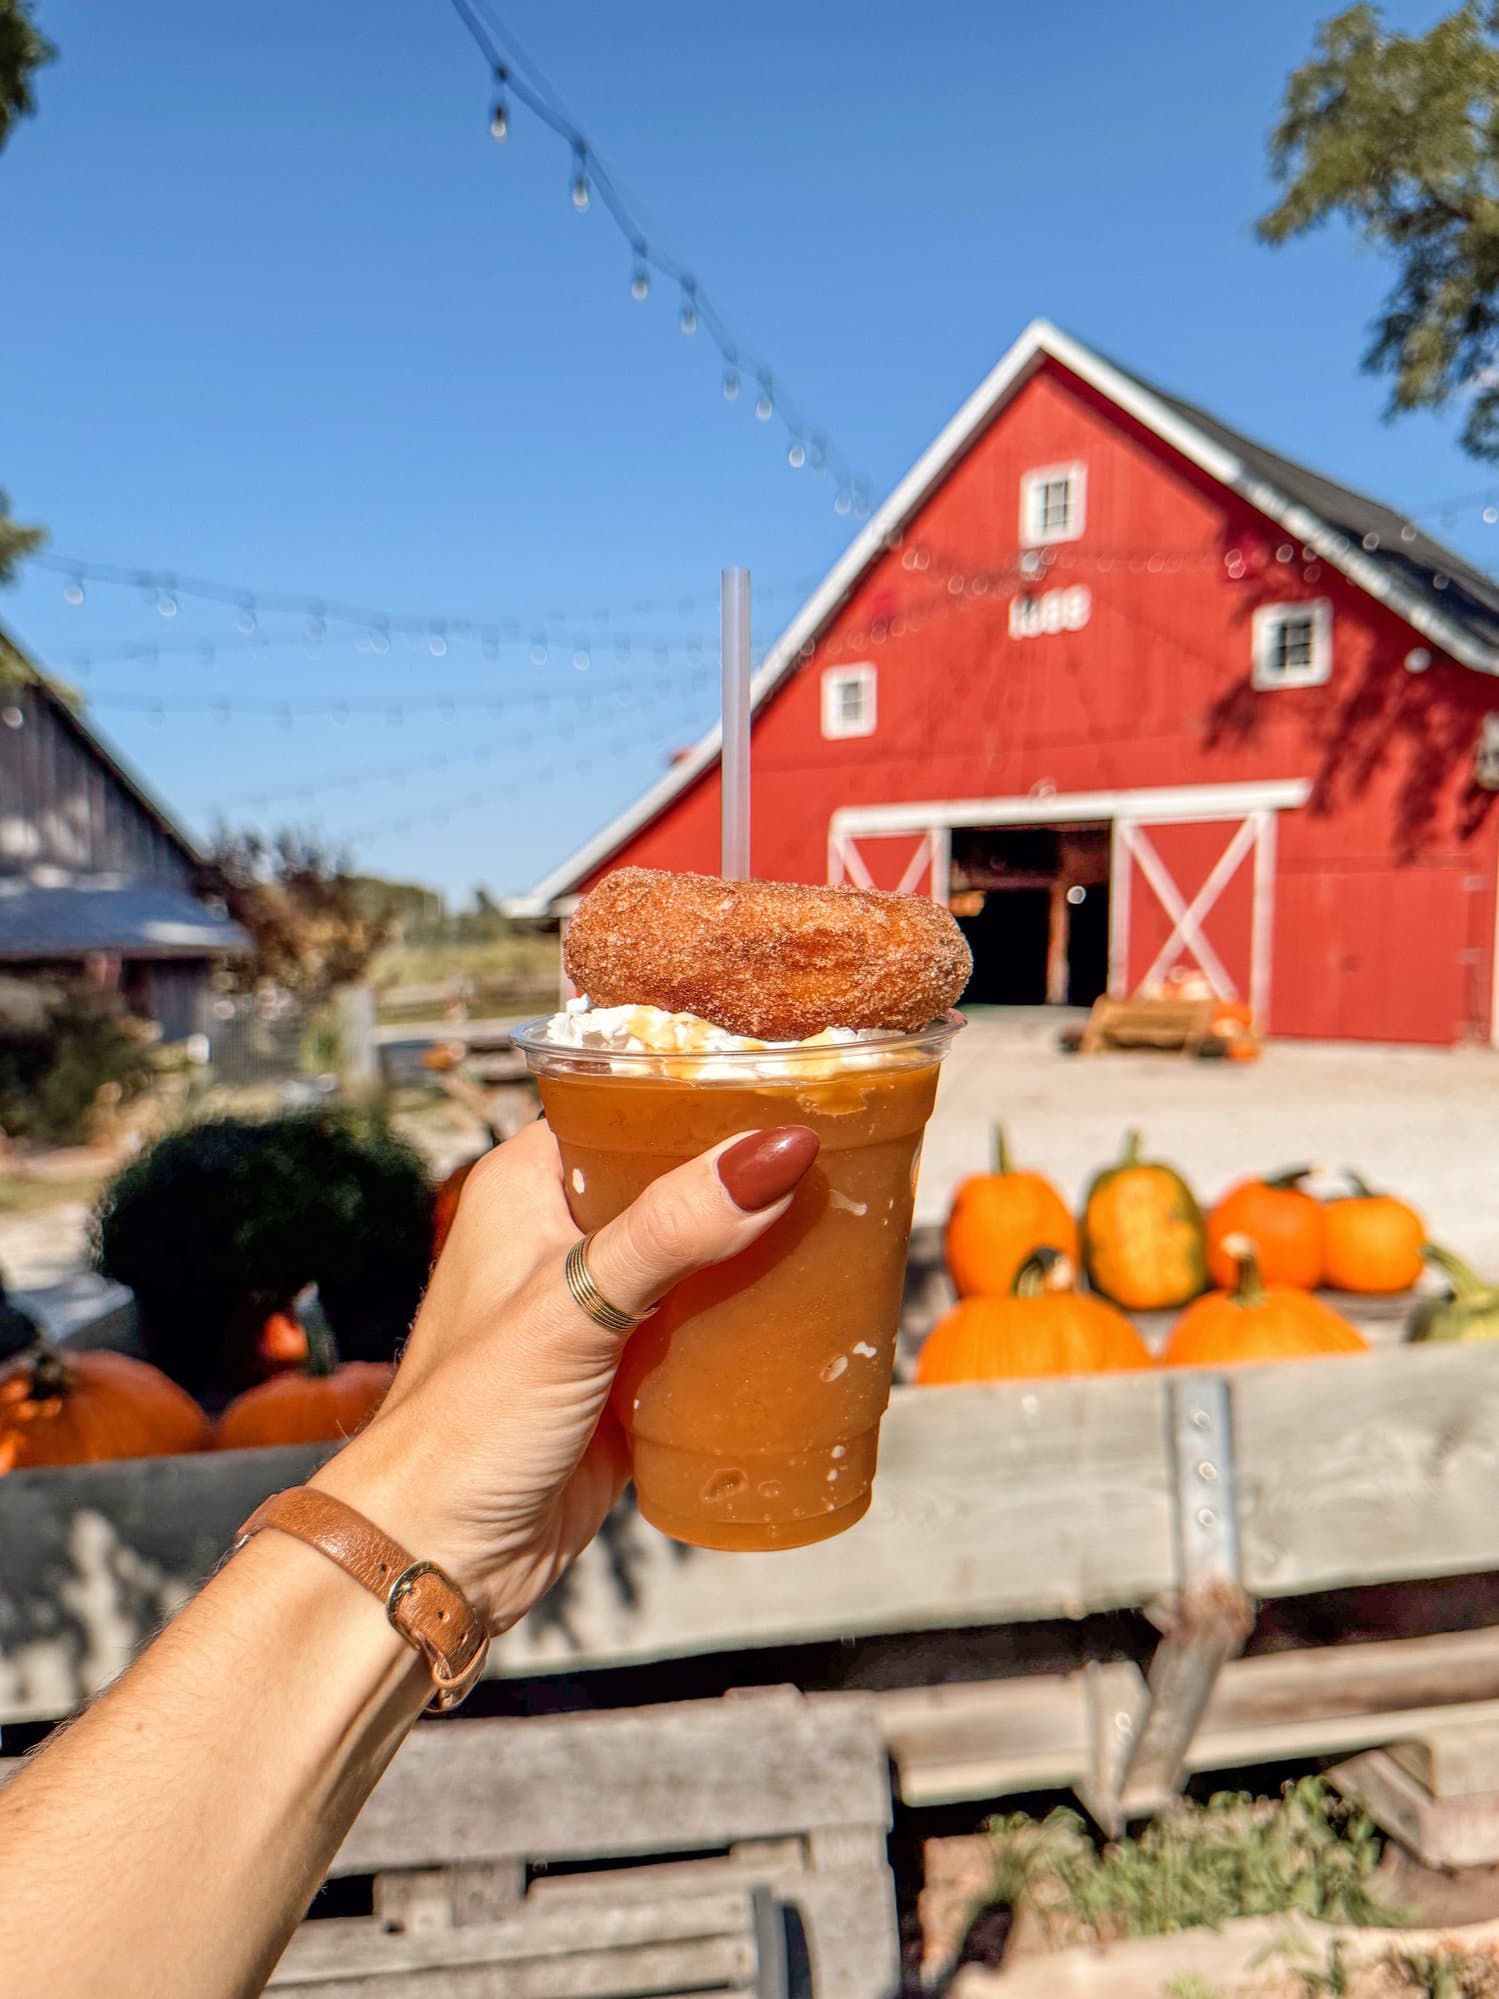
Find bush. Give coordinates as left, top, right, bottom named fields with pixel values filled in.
left=92, top=1107, right=434, bottom=1406
left=0, top=980, right=154, bottom=1143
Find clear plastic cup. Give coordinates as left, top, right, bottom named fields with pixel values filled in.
left=513, top=1013, right=963, bottom=1550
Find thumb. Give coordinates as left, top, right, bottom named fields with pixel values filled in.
left=582, top=1125, right=820, bottom=1323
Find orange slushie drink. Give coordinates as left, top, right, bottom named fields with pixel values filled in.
left=514, top=1010, right=962, bottom=1550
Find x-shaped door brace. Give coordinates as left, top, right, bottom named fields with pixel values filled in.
left=830, top=830, right=934, bottom=897
left=1122, top=816, right=1262, bottom=1001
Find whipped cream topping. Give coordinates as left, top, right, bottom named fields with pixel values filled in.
left=527, top=998, right=891, bottom=1080
left=538, top=998, right=869, bottom=1056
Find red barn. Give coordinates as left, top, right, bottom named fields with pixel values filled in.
left=521, top=321, right=1499, bottom=1046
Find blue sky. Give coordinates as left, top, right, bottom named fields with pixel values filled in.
left=3, top=0, right=1491, bottom=900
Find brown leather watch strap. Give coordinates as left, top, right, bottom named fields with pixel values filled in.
left=235, top=1487, right=489, bottom=1710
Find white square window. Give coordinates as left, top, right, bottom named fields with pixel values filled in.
left=1252, top=600, right=1332, bottom=689
left=1020, top=460, right=1086, bottom=546
left=821, top=663, right=876, bottom=740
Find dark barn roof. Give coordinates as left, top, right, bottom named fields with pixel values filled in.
left=0, top=874, right=248, bottom=960
left=1134, top=372, right=1499, bottom=656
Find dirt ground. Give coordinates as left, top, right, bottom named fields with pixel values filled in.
left=5, top=1008, right=1499, bottom=1305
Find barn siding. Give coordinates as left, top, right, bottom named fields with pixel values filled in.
left=580, top=360, right=1499, bottom=1046
left=0, top=685, right=191, bottom=882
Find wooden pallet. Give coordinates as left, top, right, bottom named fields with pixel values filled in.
left=266, top=1689, right=897, bottom=1999
left=1078, top=995, right=1218, bottom=1055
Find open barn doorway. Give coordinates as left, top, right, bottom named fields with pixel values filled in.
left=950, top=824, right=1110, bottom=1007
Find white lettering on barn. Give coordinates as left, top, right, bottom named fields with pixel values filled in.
left=1008, top=585, right=1091, bottom=639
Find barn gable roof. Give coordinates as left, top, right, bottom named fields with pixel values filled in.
left=517, top=318, right=1499, bottom=911
left=0, top=622, right=207, bottom=868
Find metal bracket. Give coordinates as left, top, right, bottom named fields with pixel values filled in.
left=1086, top=1375, right=1255, bottom=1831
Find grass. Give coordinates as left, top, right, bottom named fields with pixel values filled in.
left=1288, top=1943, right=1499, bottom=1997
left=371, top=932, right=558, bottom=994
left=985, top=1779, right=1397, bottom=1950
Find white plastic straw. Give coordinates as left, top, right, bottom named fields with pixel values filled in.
left=720, top=567, right=752, bottom=879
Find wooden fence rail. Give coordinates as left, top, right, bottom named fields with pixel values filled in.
left=5, top=1342, right=1499, bottom=1729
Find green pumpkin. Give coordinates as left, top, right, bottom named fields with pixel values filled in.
left=1407, top=1245, right=1499, bottom=1344
left=1082, top=1128, right=1208, bottom=1312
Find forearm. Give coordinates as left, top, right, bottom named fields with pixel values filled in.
left=0, top=1522, right=429, bottom=1999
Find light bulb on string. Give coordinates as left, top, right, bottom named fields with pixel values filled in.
left=570, top=145, right=590, bottom=211
left=834, top=488, right=852, bottom=516
left=678, top=284, right=698, bottom=335
left=155, top=591, right=177, bottom=618
left=754, top=380, right=774, bottom=421
left=788, top=440, right=806, bottom=470
left=235, top=600, right=258, bottom=635
left=1486, top=507, right=1498, bottom=526
left=809, top=437, right=828, bottom=474
left=630, top=260, right=650, bottom=302
left=722, top=364, right=740, bottom=400
left=63, top=576, right=85, bottom=606
left=489, top=66, right=509, bottom=141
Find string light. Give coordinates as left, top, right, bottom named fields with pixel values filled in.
left=721, top=364, right=740, bottom=401
left=488, top=65, right=509, bottom=140
left=83, top=661, right=707, bottom=721
left=787, top=440, right=806, bottom=470
left=445, top=0, right=871, bottom=514
left=754, top=382, right=774, bottom=422
left=31, top=550, right=817, bottom=647
left=629, top=255, right=649, bottom=302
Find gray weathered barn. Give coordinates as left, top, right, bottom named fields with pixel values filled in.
left=0, top=625, right=248, bottom=1038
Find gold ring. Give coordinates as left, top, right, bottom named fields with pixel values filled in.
left=564, top=1233, right=644, bottom=1334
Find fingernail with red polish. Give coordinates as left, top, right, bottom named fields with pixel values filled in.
left=718, top=1126, right=820, bottom=1212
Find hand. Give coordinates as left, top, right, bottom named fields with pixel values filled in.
left=311, top=1117, right=818, bottom=1632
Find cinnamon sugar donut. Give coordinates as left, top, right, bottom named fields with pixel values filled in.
left=563, top=867, right=971, bottom=1041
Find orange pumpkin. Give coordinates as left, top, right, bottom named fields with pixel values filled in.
left=945, top=1126, right=1079, bottom=1298
left=1082, top=1129, right=1208, bottom=1311
left=917, top=1247, right=1153, bottom=1384
left=1162, top=1235, right=1368, bottom=1367
left=433, top=1157, right=480, bottom=1258
left=256, top=1308, right=310, bottom=1369
left=0, top=1343, right=209, bottom=1473
left=215, top=1314, right=393, bottom=1450
left=1206, top=1170, right=1323, bottom=1290
left=1322, top=1172, right=1425, bottom=1294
